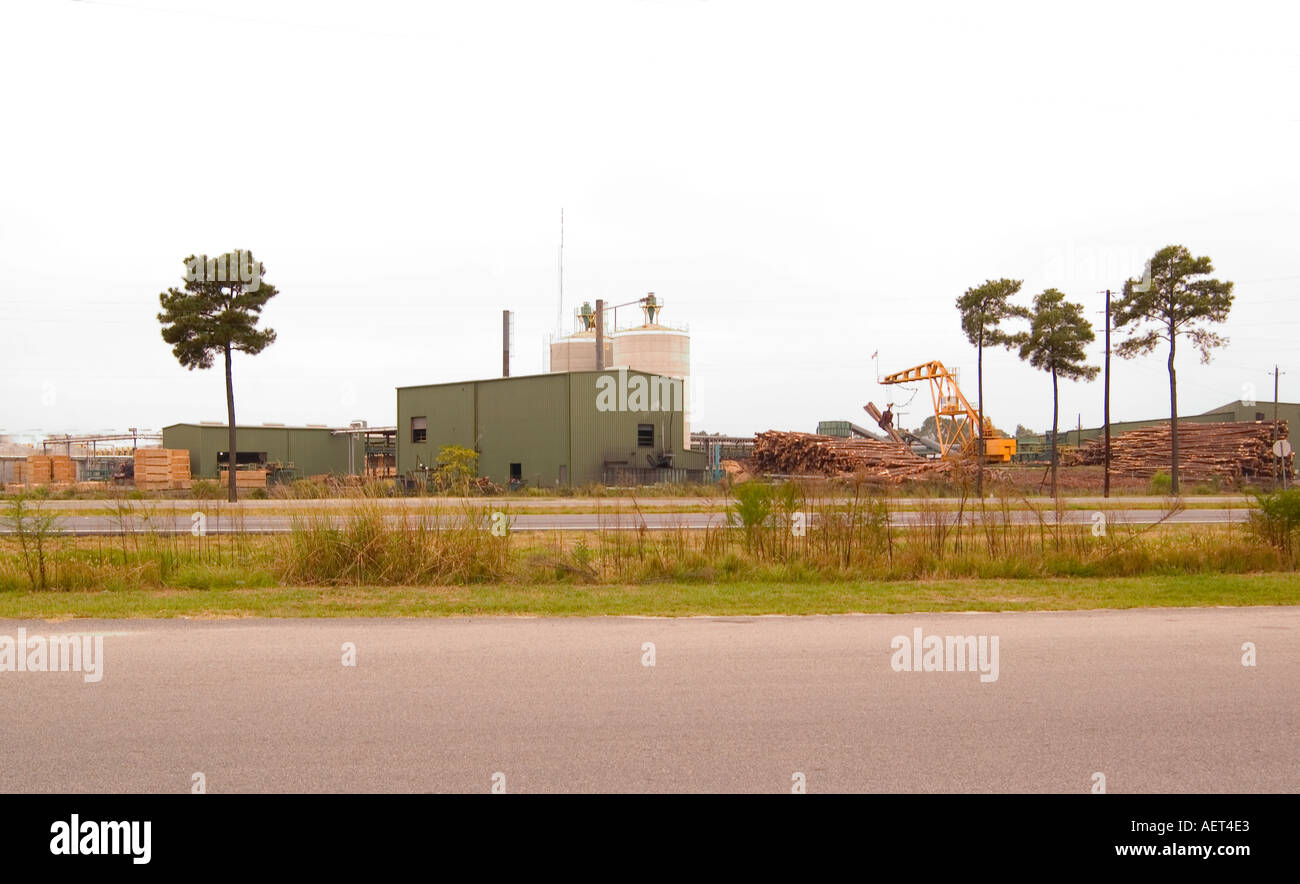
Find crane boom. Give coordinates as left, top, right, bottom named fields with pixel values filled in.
left=878, top=360, right=1015, bottom=461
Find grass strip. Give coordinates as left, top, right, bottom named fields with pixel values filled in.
left=2, top=572, right=1296, bottom=620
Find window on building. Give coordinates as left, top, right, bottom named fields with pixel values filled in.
left=509, top=463, right=522, bottom=480
left=411, top=416, right=427, bottom=443
left=1256, top=412, right=1266, bottom=422
left=637, top=424, right=654, bottom=447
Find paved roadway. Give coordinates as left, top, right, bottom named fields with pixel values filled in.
left=0, top=507, right=1254, bottom=534
left=1, top=608, right=1295, bottom=792
left=19, top=495, right=1255, bottom=511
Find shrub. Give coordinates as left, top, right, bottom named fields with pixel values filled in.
left=435, top=445, right=479, bottom=494
left=1247, top=488, right=1300, bottom=563
left=1, top=495, right=63, bottom=590
left=191, top=480, right=224, bottom=500
left=728, top=482, right=774, bottom=554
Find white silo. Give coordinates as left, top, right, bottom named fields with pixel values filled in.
left=549, top=301, right=613, bottom=372
left=611, top=293, right=691, bottom=448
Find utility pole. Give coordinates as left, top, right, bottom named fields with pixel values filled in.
left=595, top=298, right=605, bottom=371
left=1273, top=365, right=1283, bottom=490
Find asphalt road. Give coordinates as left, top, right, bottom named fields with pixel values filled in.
left=1, top=608, right=1295, bottom=792
left=0, top=507, right=1253, bottom=534
left=18, top=495, right=1255, bottom=511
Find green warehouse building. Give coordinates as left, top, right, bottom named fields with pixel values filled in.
left=1019, top=400, right=1300, bottom=450
left=161, top=423, right=378, bottom=479
left=397, top=369, right=707, bottom=488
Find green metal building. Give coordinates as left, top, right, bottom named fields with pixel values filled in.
left=397, top=370, right=708, bottom=487
left=162, top=423, right=365, bottom=479
left=1018, top=400, right=1299, bottom=449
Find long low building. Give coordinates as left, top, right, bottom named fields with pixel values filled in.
left=163, top=369, right=708, bottom=488
left=162, top=423, right=374, bottom=479
left=1018, top=399, right=1299, bottom=449
left=398, top=369, right=706, bottom=488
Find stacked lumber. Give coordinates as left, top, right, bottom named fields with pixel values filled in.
left=25, top=455, right=52, bottom=484
left=50, top=455, right=75, bottom=483
left=12, top=460, right=27, bottom=484
left=1067, top=421, right=1288, bottom=483
left=217, top=468, right=267, bottom=490
left=134, top=449, right=192, bottom=490
left=751, top=431, right=950, bottom=482
left=168, top=451, right=191, bottom=488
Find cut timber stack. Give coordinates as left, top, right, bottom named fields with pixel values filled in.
left=134, top=449, right=192, bottom=490
left=50, top=455, right=75, bottom=483
left=751, top=431, right=950, bottom=482
left=25, top=455, right=52, bottom=484
left=1067, top=421, right=1288, bottom=484
left=217, top=468, right=267, bottom=490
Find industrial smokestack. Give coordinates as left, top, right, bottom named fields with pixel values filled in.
left=595, top=299, right=605, bottom=371
left=502, top=309, right=513, bottom=377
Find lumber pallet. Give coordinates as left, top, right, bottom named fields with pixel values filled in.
left=25, top=455, right=52, bottom=484
left=217, top=468, right=267, bottom=490
left=134, top=449, right=193, bottom=490
left=50, top=455, right=75, bottom=483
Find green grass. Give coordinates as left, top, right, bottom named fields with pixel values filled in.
left=1, top=572, right=1296, bottom=619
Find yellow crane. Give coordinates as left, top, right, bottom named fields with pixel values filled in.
left=875, top=360, right=1016, bottom=462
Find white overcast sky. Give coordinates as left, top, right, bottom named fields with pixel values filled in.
left=1, top=0, right=1297, bottom=439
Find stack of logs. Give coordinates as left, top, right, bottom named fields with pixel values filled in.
left=751, top=431, right=950, bottom=482
left=1067, top=421, right=1289, bottom=483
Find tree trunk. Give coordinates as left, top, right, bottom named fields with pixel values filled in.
left=1050, top=365, right=1059, bottom=500
left=225, top=343, right=238, bottom=503
left=1168, top=333, right=1179, bottom=496
left=976, top=329, right=984, bottom=497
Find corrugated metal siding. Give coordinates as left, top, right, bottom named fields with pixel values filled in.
left=396, top=384, right=476, bottom=473
left=162, top=425, right=356, bottom=478
left=568, top=370, right=700, bottom=484
left=1222, top=401, right=1300, bottom=425
left=395, top=371, right=706, bottom=486
left=1019, top=404, right=1300, bottom=448
left=475, top=374, right=570, bottom=486
left=161, top=424, right=203, bottom=477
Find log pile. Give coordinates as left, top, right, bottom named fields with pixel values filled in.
left=751, top=431, right=950, bottom=482
left=1066, top=421, right=1289, bottom=483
